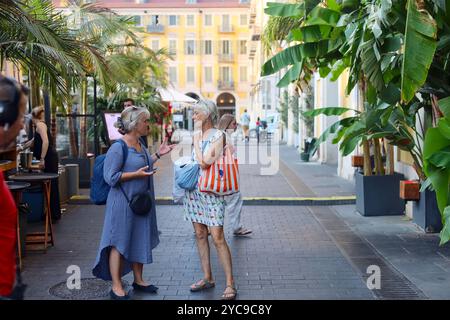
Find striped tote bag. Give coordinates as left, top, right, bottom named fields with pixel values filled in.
left=198, top=145, right=239, bottom=195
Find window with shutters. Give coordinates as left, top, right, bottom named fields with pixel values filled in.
left=240, top=14, right=247, bottom=26
left=204, top=14, right=212, bottom=26
left=204, top=40, right=212, bottom=55
left=221, top=40, right=231, bottom=55
left=169, top=40, right=177, bottom=55
left=239, top=40, right=247, bottom=55
left=187, top=66, right=195, bottom=83
left=151, top=40, right=159, bottom=51
left=168, top=15, right=178, bottom=26
left=169, top=67, right=177, bottom=83
left=220, top=66, right=231, bottom=82
left=185, top=40, right=195, bottom=55
left=187, top=15, right=195, bottom=26
left=204, top=66, right=212, bottom=83
left=240, top=66, right=247, bottom=82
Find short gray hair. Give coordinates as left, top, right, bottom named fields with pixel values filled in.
left=114, top=106, right=150, bottom=134
left=193, top=99, right=219, bottom=125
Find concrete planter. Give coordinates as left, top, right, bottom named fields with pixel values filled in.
left=413, top=189, right=442, bottom=233
left=355, top=171, right=405, bottom=216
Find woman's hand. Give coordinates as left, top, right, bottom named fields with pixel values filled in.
left=158, top=137, right=176, bottom=156
left=38, top=159, right=45, bottom=170
left=134, top=165, right=155, bottom=178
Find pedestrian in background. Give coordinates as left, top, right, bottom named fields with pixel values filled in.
left=0, top=76, right=29, bottom=299
left=240, top=109, right=250, bottom=143
left=184, top=100, right=237, bottom=300
left=92, top=106, right=175, bottom=300
left=217, top=114, right=252, bottom=236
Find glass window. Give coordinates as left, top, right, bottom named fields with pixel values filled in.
left=150, top=15, right=159, bottom=25
left=169, top=40, right=177, bottom=55
left=220, top=66, right=231, bottom=82
left=168, top=15, right=178, bottom=26
left=240, top=14, right=247, bottom=26
left=204, top=14, right=212, bottom=26
left=222, top=14, right=230, bottom=29
left=204, top=40, right=212, bottom=55
left=187, top=15, right=195, bottom=26
left=240, top=66, right=247, bottom=82
left=239, top=40, right=247, bottom=55
left=169, top=67, right=177, bottom=83
left=204, top=67, right=212, bottom=83
left=133, top=15, right=142, bottom=26
left=187, top=66, right=195, bottom=83
left=151, top=40, right=159, bottom=51
left=222, top=40, right=230, bottom=55
left=185, top=40, right=195, bottom=55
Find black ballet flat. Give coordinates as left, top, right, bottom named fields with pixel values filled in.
left=132, top=283, right=158, bottom=293
left=109, top=289, right=131, bottom=300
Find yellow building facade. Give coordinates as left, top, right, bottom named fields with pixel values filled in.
left=78, top=0, right=252, bottom=118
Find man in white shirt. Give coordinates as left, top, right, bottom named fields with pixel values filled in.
left=240, top=109, right=250, bottom=142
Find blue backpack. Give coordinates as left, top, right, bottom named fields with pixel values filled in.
left=90, top=140, right=128, bottom=205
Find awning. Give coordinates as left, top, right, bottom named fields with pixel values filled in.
left=157, top=87, right=197, bottom=103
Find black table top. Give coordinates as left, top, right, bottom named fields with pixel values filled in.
left=6, top=181, right=31, bottom=191
left=9, top=172, right=59, bottom=182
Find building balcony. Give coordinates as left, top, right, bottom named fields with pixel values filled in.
left=249, top=8, right=256, bottom=25
left=251, top=26, right=261, bottom=41
left=218, top=25, right=234, bottom=33
left=147, top=24, right=165, bottom=33
left=218, top=53, right=234, bottom=62
left=218, top=80, right=234, bottom=90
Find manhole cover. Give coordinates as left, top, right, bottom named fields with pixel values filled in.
left=49, top=278, right=129, bottom=300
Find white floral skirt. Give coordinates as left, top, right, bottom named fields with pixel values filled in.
left=183, top=189, right=225, bottom=227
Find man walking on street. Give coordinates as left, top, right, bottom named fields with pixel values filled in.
left=240, top=109, right=250, bottom=143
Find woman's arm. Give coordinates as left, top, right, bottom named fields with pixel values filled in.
left=195, top=132, right=226, bottom=170
left=36, top=122, right=49, bottom=160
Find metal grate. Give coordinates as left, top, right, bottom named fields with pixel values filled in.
left=49, top=278, right=129, bottom=300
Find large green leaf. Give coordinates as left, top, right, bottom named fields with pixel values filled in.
left=440, top=206, right=450, bottom=246
left=438, top=96, right=450, bottom=119
left=264, top=2, right=305, bottom=17
left=291, top=25, right=333, bottom=43
left=276, top=62, right=303, bottom=88
left=423, top=126, right=450, bottom=160
left=438, top=118, right=450, bottom=139
left=400, top=0, right=438, bottom=103
left=306, top=6, right=341, bottom=27
left=429, top=146, right=450, bottom=169
left=261, top=41, right=329, bottom=76
left=302, top=107, right=357, bottom=117
left=312, top=116, right=358, bottom=152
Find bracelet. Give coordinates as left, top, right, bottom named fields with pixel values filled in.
left=155, top=152, right=161, bottom=159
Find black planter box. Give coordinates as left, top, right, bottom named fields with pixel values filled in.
left=413, top=189, right=442, bottom=233
left=60, top=157, right=94, bottom=188
left=355, top=171, right=405, bottom=216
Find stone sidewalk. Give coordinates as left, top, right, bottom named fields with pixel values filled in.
left=18, top=139, right=450, bottom=299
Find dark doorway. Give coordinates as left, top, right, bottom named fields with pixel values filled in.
left=216, top=92, right=236, bottom=118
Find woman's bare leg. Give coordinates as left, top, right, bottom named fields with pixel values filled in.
left=109, top=247, right=126, bottom=296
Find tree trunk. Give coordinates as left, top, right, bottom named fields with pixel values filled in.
left=66, top=95, right=78, bottom=158
left=363, top=139, right=372, bottom=176
left=373, top=138, right=385, bottom=175
left=384, top=139, right=394, bottom=175
left=79, top=78, right=88, bottom=158
left=29, top=70, right=41, bottom=108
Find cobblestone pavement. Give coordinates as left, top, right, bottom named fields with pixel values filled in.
left=18, top=140, right=450, bottom=299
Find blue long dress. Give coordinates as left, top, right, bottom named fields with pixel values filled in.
left=92, top=140, right=160, bottom=281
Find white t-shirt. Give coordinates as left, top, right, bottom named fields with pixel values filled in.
left=240, top=113, right=250, bottom=126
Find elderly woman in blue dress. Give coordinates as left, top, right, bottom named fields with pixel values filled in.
left=92, top=106, right=175, bottom=300
left=184, top=100, right=237, bottom=300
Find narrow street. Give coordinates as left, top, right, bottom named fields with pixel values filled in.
left=20, top=140, right=450, bottom=300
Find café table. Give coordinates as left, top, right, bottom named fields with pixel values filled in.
left=6, top=181, right=31, bottom=270
left=9, top=172, right=59, bottom=253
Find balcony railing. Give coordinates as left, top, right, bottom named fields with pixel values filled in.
left=249, top=8, right=256, bottom=25
left=218, top=53, right=234, bottom=62
left=218, top=25, right=234, bottom=33
left=251, top=26, right=261, bottom=41
left=147, top=24, right=165, bottom=33
left=218, top=80, right=234, bottom=90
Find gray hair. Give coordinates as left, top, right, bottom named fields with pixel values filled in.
left=114, top=106, right=150, bottom=134
left=193, top=99, right=219, bottom=125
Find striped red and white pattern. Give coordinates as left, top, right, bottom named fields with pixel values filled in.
left=198, top=145, right=239, bottom=196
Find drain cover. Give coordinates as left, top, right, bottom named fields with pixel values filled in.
left=49, top=278, right=128, bottom=300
